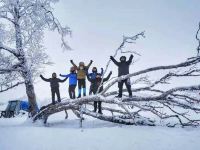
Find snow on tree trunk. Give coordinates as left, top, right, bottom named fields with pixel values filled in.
left=13, top=6, right=37, bottom=116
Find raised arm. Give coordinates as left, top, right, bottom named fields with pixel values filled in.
left=58, top=77, right=68, bottom=83
left=86, top=60, right=93, bottom=69
left=127, top=54, right=134, bottom=65
left=70, top=60, right=77, bottom=69
left=110, top=56, right=119, bottom=66
left=40, top=75, right=51, bottom=82
left=59, top=74, right=70, bottom=78
left=103, top=71, right=112, bottom=82
left=100, top=68, right=104, bottom=75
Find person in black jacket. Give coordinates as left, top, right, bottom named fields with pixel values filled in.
left=40, top=73, right=67, bottom=104
left=87, top=71, right=112, bottom=114
left=110, top=55, right=133, bottom=98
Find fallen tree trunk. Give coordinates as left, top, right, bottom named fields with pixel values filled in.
left=33, top=56, right=200, bottom=127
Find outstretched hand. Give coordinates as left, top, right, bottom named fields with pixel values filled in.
left=59, top=74, right=62, bottom=76
left=110, top=56, right=114, bottom=59
left=90, top=60, right=93, bottom=63
left=130, top=54, right=134, bottom=57
left=70, top=60, right=73, bottom=63
left=110, top=71, right=112, bottom=74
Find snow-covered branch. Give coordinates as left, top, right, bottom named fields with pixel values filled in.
left=101, top=57, right=200, bottom=95
left=0, top=43, right=19, bottom=57
left=97, top=31, right=145, bottom=93
left=0, top=81, right=24, bottom=93
left=196, top=22, right=200, bottom=56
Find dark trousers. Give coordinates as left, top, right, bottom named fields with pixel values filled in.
left=89, top=86, right=92, bottom=95
left=78, top=79, right=86, bottom=89
left=118, top=78, right=132, bottom=97
left=78, top=79, right=86, bottom=96
left=94, top=101, right=102, bottom=113
left=51, top=87, right=61, bottom=104
left=90, top=86, right=102, bottom=113
left=69, top=85, right=76, bottom=99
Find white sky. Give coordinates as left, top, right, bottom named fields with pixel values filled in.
left=1, top=0, right=200, bottom=104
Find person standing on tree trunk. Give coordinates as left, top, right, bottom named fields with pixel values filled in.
left=40, top=73, right=67, bottom=104
left=110, top=54, right=133, bottom=98
left=87, top=71, right=112, bottom=114
left=60, top=66, right=77, bottom=99
left=88, top=67, right=104, bottom=95
left=70, top=60, right=93, bottom=98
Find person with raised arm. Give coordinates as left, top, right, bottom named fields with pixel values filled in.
left=60, top=66, right=77, bottom=99
left=40, top=73, right=67, bottom=104
left=110, top=54, right=133, bottom=98
left=70, top=60, right=93, bottom=98
left=87, top=71, right=112, bottom=114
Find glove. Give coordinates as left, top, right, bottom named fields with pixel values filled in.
left=130, top=54, right=134, bottom=57
left=110, top=56, right=114, bottom=59
left=59, top=74, right=62, bottom=76
left=90, top=60, right=93, bottom=63
left=40, top=75, right=42, bottom=77
left=110, top=71, right=112, bottom=74
left=70, top=60, right=73, bottom=63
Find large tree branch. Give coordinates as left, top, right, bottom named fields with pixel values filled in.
left=101, top=57, right=200, bottom=95
left=0, top=11, right=15, bottom=24
left=0, top=43, right=19, bottom=57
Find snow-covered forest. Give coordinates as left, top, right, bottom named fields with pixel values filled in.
left=1, top=0, right=200, bottom=150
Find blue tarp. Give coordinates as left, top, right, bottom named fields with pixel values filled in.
left=20, top=101, right=30, bottom=111
left=20, top=101, right=39, bottom=112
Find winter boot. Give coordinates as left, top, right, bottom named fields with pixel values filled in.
left=98, top=110, right=103, bottom=114
left=115, top=95, right=122, bottom=98
left=78, top=89, right=81, bottom=98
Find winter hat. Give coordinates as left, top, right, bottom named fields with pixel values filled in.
left=79, top=62, right=85, bottom=66
left=52, top=72, right=57, bottom=78
left=120, top=56, right=126, bottom=62
left=70, top=66, right=76, bottom=72
left=92, top=67, right=97, bottom=72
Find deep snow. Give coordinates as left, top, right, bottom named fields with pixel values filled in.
left=0, top=109, right=200, bottom=150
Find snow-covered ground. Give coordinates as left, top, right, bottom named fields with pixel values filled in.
left=0, top=107, right=200, bottom=150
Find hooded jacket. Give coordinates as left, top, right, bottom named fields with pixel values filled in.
left=60, top=73, right=77, bottom=85
left=88, top=68, right=104, bottom=80
left=40, top=75, right=67, bottom=89
left=70, top=60, right=93, bottom=79
left=110, top=55, right=133, bottom=77
left=87, top=72, right=112, bottom=94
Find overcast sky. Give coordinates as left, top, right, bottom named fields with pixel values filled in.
left=1, top=0, right=200, bottom=104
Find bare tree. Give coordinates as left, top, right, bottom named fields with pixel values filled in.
left=0, top=0, right=71, bottom=116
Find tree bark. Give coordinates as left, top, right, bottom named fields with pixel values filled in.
left=14, top=5, right=38, bottom=116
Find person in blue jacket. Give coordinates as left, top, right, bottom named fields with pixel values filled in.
left=60, top=66, right=77, bottom=99
left=88, top=67, right=103, bottom=79
left=87, top=67, right=104, bottom=95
